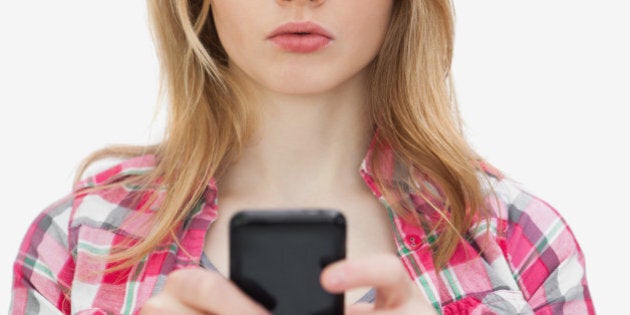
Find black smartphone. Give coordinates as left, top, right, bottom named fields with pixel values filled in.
left=229, top=209, right=346, bottom=315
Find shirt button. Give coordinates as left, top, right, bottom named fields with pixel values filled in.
left=405, top=234, right=422, bottom=250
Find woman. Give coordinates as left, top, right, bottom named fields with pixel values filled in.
left=10, top=0, right=595, bottom=314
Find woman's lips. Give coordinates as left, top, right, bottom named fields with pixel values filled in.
left=269, top=33, right=331, bottom=53
left=267, top=21, right=333, bottom=53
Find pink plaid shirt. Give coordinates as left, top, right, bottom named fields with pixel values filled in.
left=10, top=147, right=595, bottom=314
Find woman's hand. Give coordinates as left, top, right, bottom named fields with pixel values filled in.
left=321, top=254, right=437, bottom=315
left=140, top=268, right=270, bottom=315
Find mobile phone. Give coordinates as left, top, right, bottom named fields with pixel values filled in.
left=229, top=209, right=346, bottom=315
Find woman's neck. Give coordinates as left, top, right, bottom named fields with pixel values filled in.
left=218, top=69, right=373, bottom=207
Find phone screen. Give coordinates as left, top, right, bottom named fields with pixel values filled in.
left=230, top=209, right=346, bottom=315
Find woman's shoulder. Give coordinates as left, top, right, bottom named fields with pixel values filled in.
left=475, top=163, right=586, bottom=277
left=70, top=154, right=163, bottom=233
left=31, top=155, right=163, bottom=244
left=462, top=164, right=593, bottom=313
left=477, top=161, right=565, bottom=228
left=12, top=155, right=164, bottom=313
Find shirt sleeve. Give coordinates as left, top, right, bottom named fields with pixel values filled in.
left=10, top=197, right=76, bottom=315
left=502, top=191, right=595, bottom=314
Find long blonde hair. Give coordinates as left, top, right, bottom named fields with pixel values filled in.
left=80, top=0, right=487, bottom=270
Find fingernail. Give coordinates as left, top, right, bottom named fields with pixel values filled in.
left=328, top=268, right=345, bottom=287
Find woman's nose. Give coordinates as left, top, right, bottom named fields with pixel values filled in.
left=276, top=0, right=325, bottom=7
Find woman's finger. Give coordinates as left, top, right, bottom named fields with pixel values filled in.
left=321, top=254, right=415, bottom=306
left=160, top=268, right=270, bottom=314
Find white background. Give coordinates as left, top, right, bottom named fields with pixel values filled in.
left=1, top=1, right=627, bottom=313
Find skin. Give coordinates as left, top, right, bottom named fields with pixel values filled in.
left=142, top=0, right=437, bottom=314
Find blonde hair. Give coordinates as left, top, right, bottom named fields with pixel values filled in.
left=80, top=0, right=487, bottom=270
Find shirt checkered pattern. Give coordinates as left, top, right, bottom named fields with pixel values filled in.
left=10, top=149, right=595, bottom=314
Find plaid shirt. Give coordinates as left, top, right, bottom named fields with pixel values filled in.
left=10, top=148, right=595, bottom=314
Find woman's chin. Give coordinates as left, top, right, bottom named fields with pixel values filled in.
left=263, top=78, right=345, bottom=96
